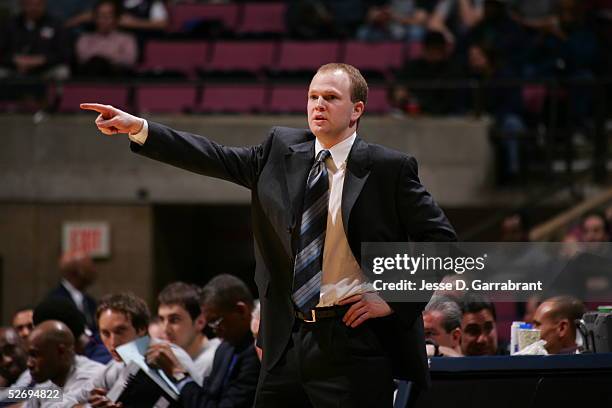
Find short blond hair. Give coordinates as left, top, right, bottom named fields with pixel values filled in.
left=316, top=63, right=368, bottom=105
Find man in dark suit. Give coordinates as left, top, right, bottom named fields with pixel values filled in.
left=48, top=251, right=98, bottom=331
left=147, top=274, right=260, bottom=408
left=81, top=62, right=457, bottom=407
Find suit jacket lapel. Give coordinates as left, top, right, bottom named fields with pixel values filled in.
left=341, top=137, right=371, bottom=236
left=284, top=138, right=315, bottom=245
left=209, top=343, right=234, bottom=394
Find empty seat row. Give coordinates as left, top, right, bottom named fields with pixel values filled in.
left=55, top=83, right=391, bottom=114
left=168, top=2, right=286, bottom=35
left=139, top=40, right=416, bottom=80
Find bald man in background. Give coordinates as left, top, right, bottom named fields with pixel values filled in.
left=48, top=251, right=98, bottom=331
left=22, top=321, right=103, bottom=408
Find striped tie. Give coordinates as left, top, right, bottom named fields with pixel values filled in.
left=292, top=149, right=331, bottom=313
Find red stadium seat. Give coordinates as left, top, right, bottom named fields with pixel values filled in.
left=205, top=41, right=276, bottom=75
left=198, top=84, right=266, bottom=113
left=135, top=85, right=197, bottom=113
left=269, top=84, right=307, bottom=113
left=237, top=3, right=287, bottom=36
left=275, top=41, right=341, bottom=72
left=139, top=41, right=208, bottom=79
left=58, top=84, right=129, bottom=113
left=343, top=41, right=405, bottom=78
left=168, top=3, right=240, bottom=33
left=366, top=86, right=391, bottom=114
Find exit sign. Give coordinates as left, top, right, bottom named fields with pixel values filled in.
left=62, top=222, right=110, bottom=258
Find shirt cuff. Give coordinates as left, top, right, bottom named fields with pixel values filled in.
left=128, top=119, right=148, bottom=145
left=176, top=377, right=195, bottom=393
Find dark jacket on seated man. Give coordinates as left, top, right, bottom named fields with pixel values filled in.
left=180, top=334, right=260, bottom=408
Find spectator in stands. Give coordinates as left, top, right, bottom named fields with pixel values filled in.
left=423, top=296, right=463, bottom=356
left=499, top=212, right=532, bottom=242
left=580, top=211, right=610, bottom=242
left=286, top=0, right=366, bottom=39
left=0, top=328, right=27, bottom=388
left=465, top=41, right=526, bottom=183
left=24, top=321, right=104, bottom=407
left=70, top=292, right=197, bottom=406
left=392, top=30, right=460, bottom=115
left=33, top=297, right=112, bottom=364
left=0, top=0, right=70, bottom=79
left=11, top=307, right=34, bottom=342
left=460, top=295, right=506, bottom=355
left=428, top=0, right=485, bottom=45
left=75, top=0, right=138, bottom=77
left=67, top=0, right=168, bottom=33
left=357, top=0, right=430, bottom=42
left=48, top=250, right=98, bottom=331
left=147, top=274, right=260, bottom=408
left=157, top=282, right=221, bottom=384
left=532, top=295, right=585, bottom=354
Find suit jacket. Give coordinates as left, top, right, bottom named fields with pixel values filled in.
left=47, top=283, right=97, bottom=330
left=132, top=123, right=457, bottom=387
left=180, top=336, right=260, bottom=408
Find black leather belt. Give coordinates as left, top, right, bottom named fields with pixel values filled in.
left=295, top=304, right=350, bottom=323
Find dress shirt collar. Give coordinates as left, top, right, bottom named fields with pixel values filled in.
left=315, top=132, right=356, bottom=169
left=61, top=278, right=84, bottom=308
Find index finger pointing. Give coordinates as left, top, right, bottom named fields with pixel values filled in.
left=80, top=103, right=114, bottom=117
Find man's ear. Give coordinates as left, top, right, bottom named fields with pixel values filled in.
left=235, top=301, right=251, bottom=320
left=558, top=319, right=570, bottom=337
left=194, top=313, right=206, bottom=331
left=351, top=101, right=365, bottom=123
left=451, top=327, right=461, bottom=344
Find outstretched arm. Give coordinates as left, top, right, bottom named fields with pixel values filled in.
left=80, top=103, right=270, bottom=190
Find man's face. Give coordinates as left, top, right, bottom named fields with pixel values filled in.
left=26, top=330, right=59, bottom=384
left=98, top=309, right=143, bottom=362
left=460, top=309, right=498, bottom=356
left=533, top=302, right=567, bottom=354
left=307, top=69, right=362, bottom=143
left=202, top=302, right=249, bottom=346
left=0, top=329, right=27, bottom=384
left=581, top=216, right=609, bottom=242
left=423, top=310, right=460, bottom=349
left=158, top=304, right=202, bottom=350
left=95, top=2, right=118, bottom=34
left=12, top=310, right=34, bottom=342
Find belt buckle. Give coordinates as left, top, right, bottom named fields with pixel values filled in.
left=303, top=309, right=317, bottom=323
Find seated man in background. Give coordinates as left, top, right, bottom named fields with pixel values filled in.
left=48, top=250, right=98, bottom=332
left=0, top=0, right=70, bottom=80
left=0, top=327, right=28, bottom=403
left=75, top=0, right=137, bottom=77
left=533, top=295, right=585, bottom=354
left=460, top=295, right=507, bottom=355
left=24, top=320, right=104, bottom=407
left=70, top=292, right=197, bottom=406
left=158, top=282, right=221, bottom=384
left=147, top=274, right=260, bottom=408
left=11, top=308, right=34, bottom=343
left=423, top=296, right=463, bottom=356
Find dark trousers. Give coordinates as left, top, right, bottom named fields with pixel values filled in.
left=255, top=316, right=395, bottom=408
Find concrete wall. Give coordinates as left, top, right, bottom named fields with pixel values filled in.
left=0, top=204, right=152, bottom=324
left=0, top=114, right=494, bottom=206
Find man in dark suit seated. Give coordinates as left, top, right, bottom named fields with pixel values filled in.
left=47, top=250, right=98, bottom=331
left=81, top=62, right=456, bottom=407
left=147, top=274, right=260, bottom=408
